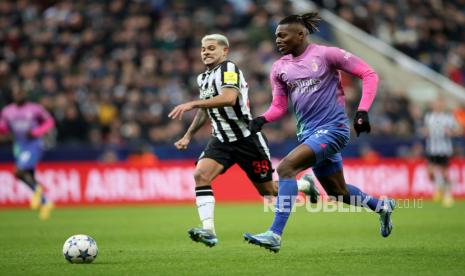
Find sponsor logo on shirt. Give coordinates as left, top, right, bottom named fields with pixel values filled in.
left=200, top=86, right=215, bottom=99
left=286, top=78, right=321, bottom=93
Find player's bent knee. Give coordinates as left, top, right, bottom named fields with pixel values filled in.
left=253, top=180, right=277, bottom=197
left=193, top=170, right=215, bottom=186
left=276, top=163, right=297, bottom=179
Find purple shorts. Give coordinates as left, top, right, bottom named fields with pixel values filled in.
left=302, top=124, right=350, bottom=177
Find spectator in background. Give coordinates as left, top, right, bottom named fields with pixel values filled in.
left=453, top=103, right=465, bottom=132
left=423, top=99, right=462, bottom=207
left=127, top=144, right=160, bottom=166
left=56, top=104, right=88, bottom=144
left=313, top=0, right=465, bottom=85
left=360, top=144, right=381, bottom=164
left=0, top=0, right=458, bottom=160
left=99, top=148, right=119, bottom=163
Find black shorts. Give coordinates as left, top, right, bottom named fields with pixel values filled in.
left=198, top=133, right=273, bottom=183
left=427, top=155, right=450, bottom=166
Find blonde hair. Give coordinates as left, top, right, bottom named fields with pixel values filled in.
left=201, top=34, right=229, bottom=47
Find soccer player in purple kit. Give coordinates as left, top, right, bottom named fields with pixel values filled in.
left=0, top=80, right=55, bottom=220
left=243, top=13, right=395, bottom=252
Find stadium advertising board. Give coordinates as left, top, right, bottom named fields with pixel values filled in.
left=1, top=159, right=465, bottom=207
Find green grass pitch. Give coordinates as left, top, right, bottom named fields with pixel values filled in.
left=1, top=201, right=465, bottom=275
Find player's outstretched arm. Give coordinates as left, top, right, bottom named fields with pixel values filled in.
left=168, top=88, right=238, bottom=120
left=250, top=93, right=289, bottom=133
left=249, top=116, right=268, bottom=133
left=174, top=109, right=208, bottom=150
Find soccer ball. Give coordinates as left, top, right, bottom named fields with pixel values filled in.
left=62, top=234, right=98, bottom=264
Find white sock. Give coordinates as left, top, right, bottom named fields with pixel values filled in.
left=443, top=182, right=452, bottom=198
left=195, top=186, right=215, bottom=234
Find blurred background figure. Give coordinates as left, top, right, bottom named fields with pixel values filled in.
left=127, top=144, right=159, bottom=166
left=423, top=99, right=462, bottom=207
left=0, top=80, right=55, bottom=219
left=99, top=148, right=120, bottom=164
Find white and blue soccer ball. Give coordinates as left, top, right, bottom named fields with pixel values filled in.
left=62, top=234, right=98, bottom=264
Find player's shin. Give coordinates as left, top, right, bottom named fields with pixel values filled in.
left=342, top=184, right=381, bottom=212
left=16, top=170, right=37, bottom=190
left=195, top=185, right=216, bottom=234
left=269, top=179, right=298, bottom=236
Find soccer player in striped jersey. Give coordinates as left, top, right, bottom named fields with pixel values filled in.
left=169, top=34, right=318, bottom=247
left=423, top=99, right=461, bottom=207
left=0, top=80, right=55, bottom=220
left=243, top=13, right=396, bottom=252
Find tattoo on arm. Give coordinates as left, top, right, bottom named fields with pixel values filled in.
left=186, top=109, right=208, bottom=137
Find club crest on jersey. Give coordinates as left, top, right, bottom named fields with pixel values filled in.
left=339, top=49, right=352, bottom=60
left=311, top=62, right=318, bottom=72
left=279, top=71, right=288, bottom=82
left=223, top=71, right=238, bottom=84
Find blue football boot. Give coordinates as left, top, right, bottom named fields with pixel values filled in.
left=379, top=199, right=396, bottom=237
left=244, top=230, right=281, bottom=253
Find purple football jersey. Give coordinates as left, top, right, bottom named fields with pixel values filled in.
left=0, top=103, right=52, bottom=143
left=270, top=44, right=377, bottom=140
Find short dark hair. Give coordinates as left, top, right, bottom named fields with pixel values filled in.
left=279, top=12, right=321, bottom=34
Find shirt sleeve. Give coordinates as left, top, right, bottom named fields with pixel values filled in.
left=30, top=105, right=55, bottom=138
left=270, top=61, right=288, bottom=97
left=0, top=108, right=9, bottom=134
left=261, top=61, right=289, bottom=122
left=325, top=47, right=379, bottom=111
left=36, top=105, right=53, bottom=122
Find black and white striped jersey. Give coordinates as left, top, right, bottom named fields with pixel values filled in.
left=197, top=60, right=252, bottom=142
left=424, top=111, right=458, bottom=156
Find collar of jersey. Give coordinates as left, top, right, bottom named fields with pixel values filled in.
left=205, top=60, right=229, bottom=73
left=290, top=44, right=315, bottom=61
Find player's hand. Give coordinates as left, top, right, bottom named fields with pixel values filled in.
left=174, top=136, right=191, bottom=150
left=168, top=102, right=195, bottom=120
left=249, top=116, right=267, bottom=133
left=353, top=110, right=371, bottom=137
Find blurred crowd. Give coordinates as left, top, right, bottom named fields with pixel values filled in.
left=0, top=0, right=462, bottom=157
left=314, top=0, right=465, bottom=86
